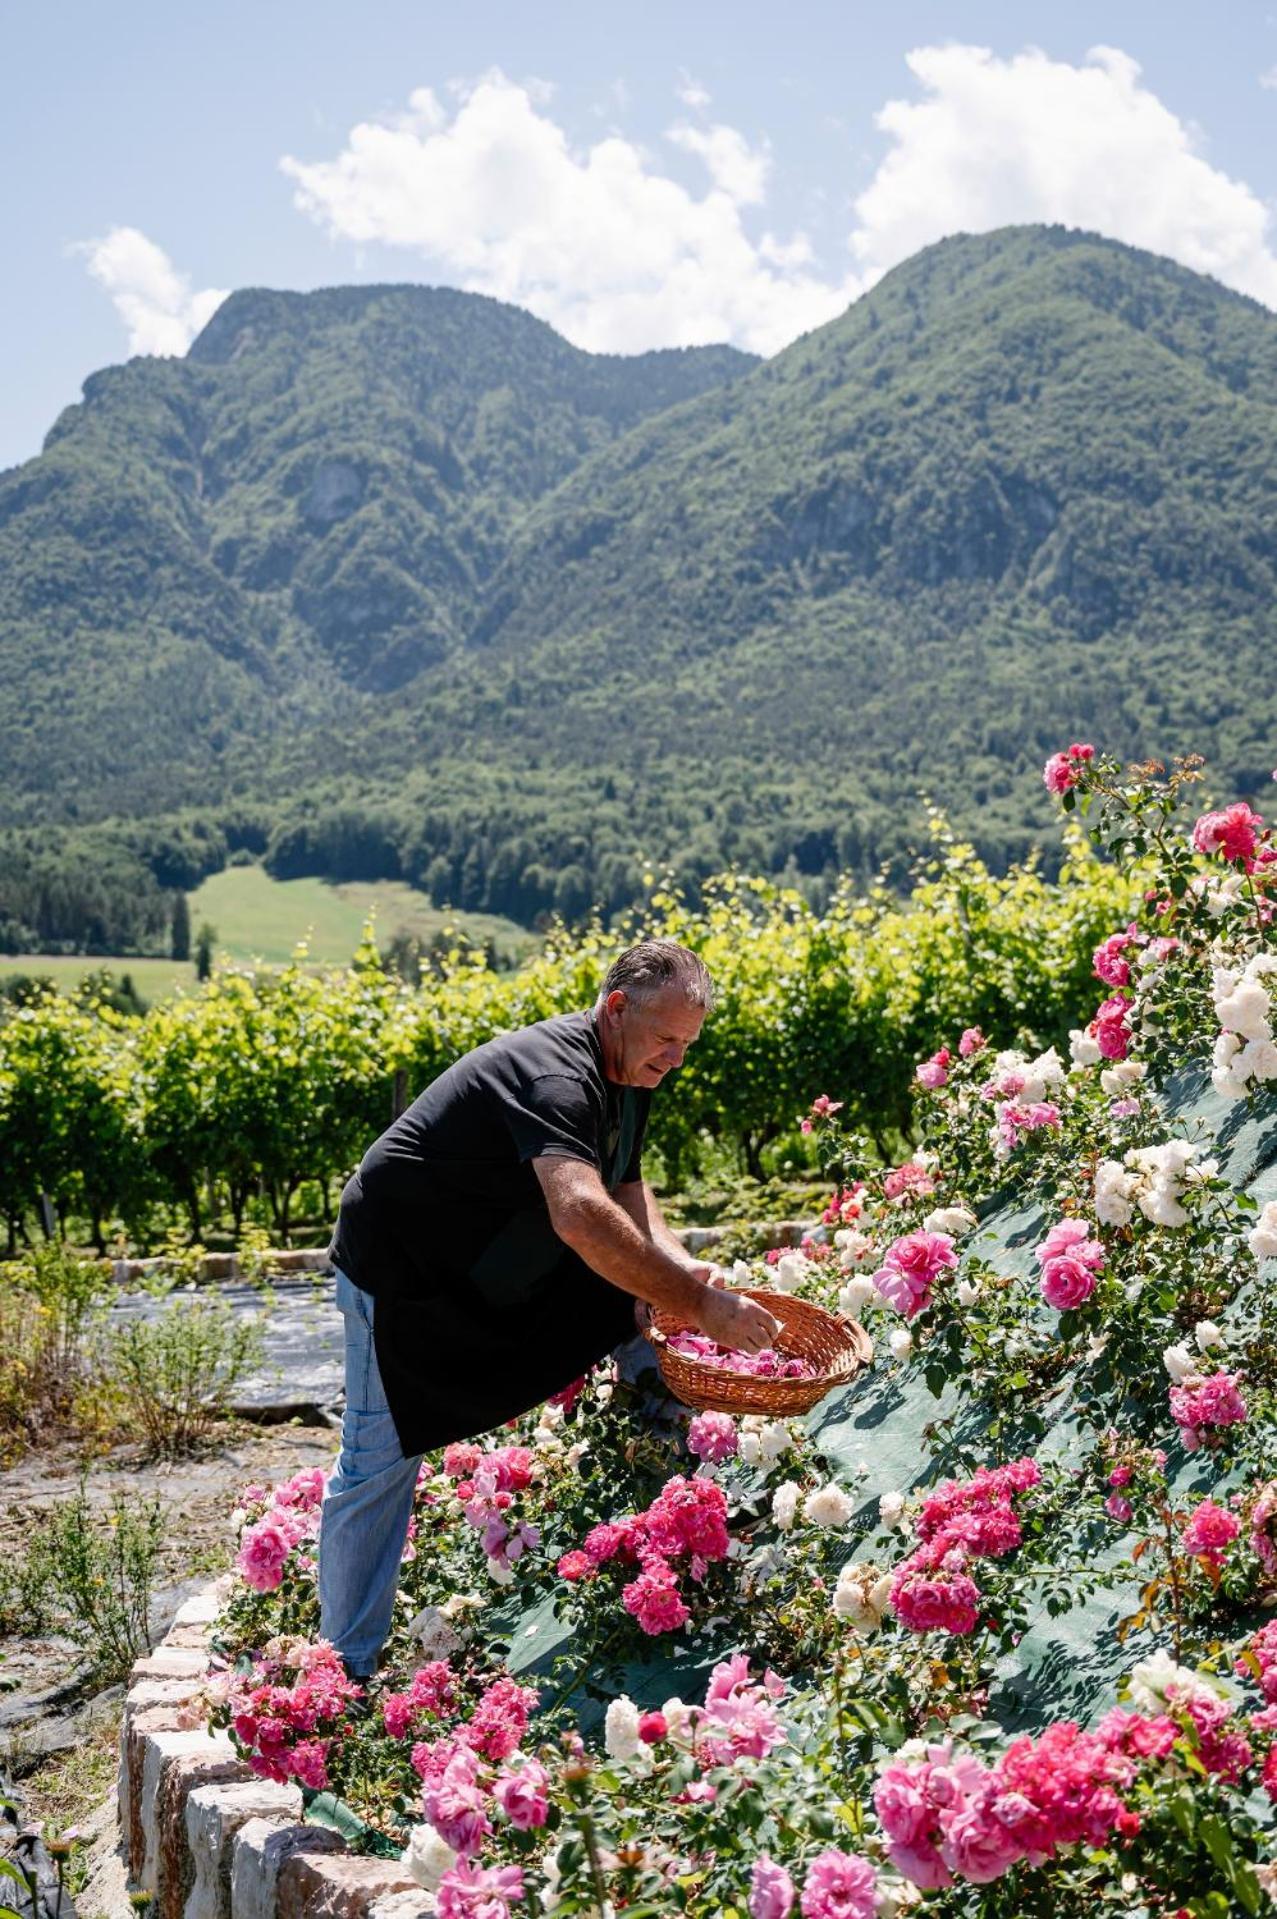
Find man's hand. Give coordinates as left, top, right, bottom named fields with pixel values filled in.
left=694, top=1285, right=781, bottom=1355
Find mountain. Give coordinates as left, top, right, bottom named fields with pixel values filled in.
left=2, top=228, right=1276, bottom=945
left=0, top=285, right=752, bottom=819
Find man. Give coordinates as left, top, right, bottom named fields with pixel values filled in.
left=318, top=938, right=779, bottom=1680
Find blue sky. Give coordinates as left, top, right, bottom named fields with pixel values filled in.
left=4, top=0, right=1277, bottom=472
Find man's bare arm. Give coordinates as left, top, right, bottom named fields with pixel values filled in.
left=533, top=1157, right=778, bottom=1353
left=613, top=1178, right=707, bottom=1270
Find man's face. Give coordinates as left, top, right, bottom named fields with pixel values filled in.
left=603, top=985, right=706, bottom=1087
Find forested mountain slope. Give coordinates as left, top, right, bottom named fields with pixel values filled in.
left=2, top=228, right=1275, bottom=942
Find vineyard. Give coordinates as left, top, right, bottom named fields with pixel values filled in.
left=157, top=748, right=1277, bottom=1917
left=0, top=823, right=1131, bottom=1254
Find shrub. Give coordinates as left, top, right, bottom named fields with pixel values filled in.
left=102, top=1296, right=265, bottom=1456
left=13, top=1485, right=165, bottom=1680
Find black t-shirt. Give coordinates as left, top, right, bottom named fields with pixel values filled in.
left=329, top=1009, right=651, bottom=1455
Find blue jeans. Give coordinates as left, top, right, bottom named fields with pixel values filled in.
left=317, top=1270, right=422, bottom=1676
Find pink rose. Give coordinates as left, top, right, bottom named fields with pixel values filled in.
left=750, top=1855, right=795, bottom=1919
left=959, top=1027, right=986, bottom=1056
left=1039, top=1254, right=1097, bottom=1311
left=494, top=1758, right=549, bottom=1830
left=799, top=1848, right=877, bottom=1919
left=1182, top=1497, right=1241, bottom=1565
left=1089, top=994, right=1132, bottom=1061
left=1192, top=802, right=1263, bottom=868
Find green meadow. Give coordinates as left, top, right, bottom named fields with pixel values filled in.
left=0, top=868, right=534, bottom=1000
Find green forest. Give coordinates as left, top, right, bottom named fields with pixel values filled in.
left=2, top=224, right=1275, bottom=951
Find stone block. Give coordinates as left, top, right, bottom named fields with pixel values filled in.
left=133, top=1645, right=213, bottom=1683
left=184, top=1779, right=302, bottom=1919
left=276, top=1850, right=418, bottom=1919
left=154, top=1741, right=253, bottom=1919
left=121, top=1705, right=196, bottom=1875
left=368, top=1891, right=437, bottom=1919
left=230, top=1820, right=345, bottom=1919
left=173, top=1584, right=231, bottom=1631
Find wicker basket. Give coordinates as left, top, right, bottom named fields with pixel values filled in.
left=647, top=1289, right=873, bottom=1416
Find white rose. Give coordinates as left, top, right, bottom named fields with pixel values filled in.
left=739, top=1431, right=762, bottom=1466
left=1212, top=1066, right=1250, bottom=1101
left=1162, top=1343, right=1195, bottom=1383
left=878, top=1490, right=907, bottom=1531
left=1249, top=1201, right=1277, bottom=1262
left=1138, top=1186, right=1189, bottom=1229
left=408, top=1606, right=463, bottom=1661
left=1215, top=980, right=1272, bottom=1042
left=837, top=1276, right=875, bottom=1319
left=402, top=1824, right=456, bottom=1893
left=661, top=1697, right=697, bottom=1746
left=1240, top=1036, right=1277, bottom=1083
left=1195, top=1320, right=1224, bottom=1350
left=1207, top=876, right=1245, bottom=916
left=837, top=1232, right=876, bottom=1269
left=774, top=1252, right=810, bottom=1293
left=760, top=1420, right=793, bottom=1464
left=1070, top=1028, right=1102, bottom=1067
left=923, top=1205, right=976, bottom=1237
left=595, top=1382, right=613, bottom=1406
left=804, top=1483, right=855, bottom=1529
left=1094, top=1160, right=1135, bottom=1228
left=771, top=1481, right=801, bottom=1531
left=1100, top=1059, right=1147, bottom=1097
left=833, top=1563, right=891, bottom=1632
left=731, top=1260, right=753, bottom=1284
left=956, top=1278, right=981, bottom=1308
left=605, top=1696, right=642, bottom=1762
left=888, top=1328, right=913, bottom=1361
left=1128, top=1649, right=1226, bottom=1715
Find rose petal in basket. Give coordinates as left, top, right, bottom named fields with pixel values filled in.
left=648, top=1289, right=873, bottom=1416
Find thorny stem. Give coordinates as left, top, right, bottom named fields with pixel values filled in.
left=576, top=1808, right=610, bottom=1915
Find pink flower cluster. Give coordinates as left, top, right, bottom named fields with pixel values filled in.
left=1042, top=742, right=1095, bottom=795
left=402, top=1670, right=543, bottom=1859
left=686, top=1410, right=739, bottom=1465
left=915, top=1047, right=951, bottom=1090
left=995, top=1101, right=1062, bottom=1155
left=234, top=1468, right=325, bottom=1593
left=225, top=1639, right=362, bottom=1790
left=1093, top=925, right=1138, bottom=987
left=435, top=1860, right=525, bottom=1919
left=382, top=1660, right=459, bottom=1739
left=1192, top=801, right=1264, bottom=870
left=1089, top=993, right=1132, bottom=1061
left=872, top=1230, right=957, bottom=1318
left=959, top=1027, right=987, bottom=1056
left=1168, top=1370, right=1247, bottom=1451
left=1240, top=1621, right=1277, bottom=1703
left=1251, top=1480, right=1277, bottom=1576
left=556, top=1475, right=731, bottom=1635
left=820, top=1181, right=867, bottom=1226
left=890, top=1460, right=1041, bottom=1638
left=1101, top=1694, right=1252, bottom=1785
left=667, top=1330, right=815, bottom=1380
left=446, top=1446, right=540, bottom=1574
left=801, top=1092, right=845, bottom=1135
left=697, top=1654, right=788, bottom=1766
left=882, top=1159, right=936, bottom=1203
left=1034, top=1218, right=1105, bottom=1312
left=1181, top=1497, right=1241, bottom=1566
left=749, top=1848, right=877, bottom=1919
left=875, top=1722, right=1134, bottom=1889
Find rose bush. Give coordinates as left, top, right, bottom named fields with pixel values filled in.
left=202, top=748, right=1277, bottom=1911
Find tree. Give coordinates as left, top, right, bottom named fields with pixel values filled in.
left=171, top=890, right=191, bottom=961
left=195, top=923, right=216, bottom=982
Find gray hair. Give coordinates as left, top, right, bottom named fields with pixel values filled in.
left=597, top=939, right=715, bottom=1012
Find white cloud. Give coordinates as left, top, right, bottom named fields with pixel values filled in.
left=677, top=72, right=711, bottom=110
left=666, top=120, right=770, bottom=205
left=1260, top=64, right=1277, bottom=90
left=281, top=73, right=851, bottom=355
left=849, top=44, right=1277, bottom=306
left=280, top=49, right=1277, bottom=365
left=76, top=227, right=228, bottom=356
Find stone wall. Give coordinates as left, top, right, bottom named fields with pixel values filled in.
left=118, top=1587, right=428, bottom=1919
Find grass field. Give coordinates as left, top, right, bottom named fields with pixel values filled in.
left=0, top=868, right=535, bottom=1000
